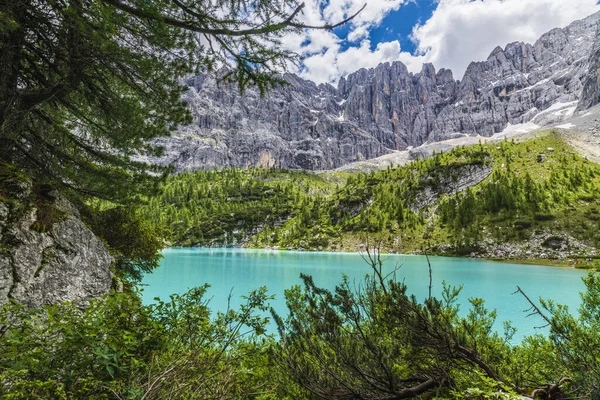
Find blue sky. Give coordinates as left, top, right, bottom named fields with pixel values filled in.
left=369, top=0, right=437, bottom=53
left=334, top=0, right=438, bottom=54
left=286, top=0, right=600, bottom=84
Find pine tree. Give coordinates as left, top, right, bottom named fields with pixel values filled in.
left=0, top=0, right=359, bottom=203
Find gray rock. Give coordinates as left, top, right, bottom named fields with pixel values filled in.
left=151, top=11, right=600, bottom=171
left=148, top=72, right=389, bottom=171
left=472, top=230, right=596, bottom=260
left=577, top=21, right=600, bottom=111
left=410, top=164, right=493, bottom=211
left=0, top=192, right=113, bottom=308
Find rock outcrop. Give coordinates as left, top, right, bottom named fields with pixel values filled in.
left=410, top=164, right=493, bottom=212
left=577, top=21, right=600, bottom=111
left=151, top=11, right=600, bottom=172
left=0, top=182, right=113, bottom=308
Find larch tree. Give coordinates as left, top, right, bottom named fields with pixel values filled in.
left=0, top=0, right=361, bottom=202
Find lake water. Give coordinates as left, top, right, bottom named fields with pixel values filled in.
left=141, top=248, right=588, bottom=343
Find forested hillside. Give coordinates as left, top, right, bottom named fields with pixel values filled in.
left=141, top=131, right=600, bottom=259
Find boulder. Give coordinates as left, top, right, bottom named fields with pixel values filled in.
left=0, top=187, right=113, bottom=308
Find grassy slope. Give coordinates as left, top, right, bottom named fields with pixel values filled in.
left=140, top=131, right=600, bottom=259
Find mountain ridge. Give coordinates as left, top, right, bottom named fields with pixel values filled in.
left=151, top=11, right=600, bottom=171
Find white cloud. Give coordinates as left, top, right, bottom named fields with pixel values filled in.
left=412, top=0, right=600, bottom=79
left=289, top=0, right=600, bottom=84
left=299, top=40, right=426, bottom=83
left=284, top=0, right=414, bottom=83
left=321, top=0, right=406, bottom=40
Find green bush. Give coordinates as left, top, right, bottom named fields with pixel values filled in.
left=0, top=286, right=273, bottom=399
left=86, top=206, right=166, bottom=283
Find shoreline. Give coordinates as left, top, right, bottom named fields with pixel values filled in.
left=165, top=245, right=598, bottom=270
left=487, top=257, right=598, bottom=269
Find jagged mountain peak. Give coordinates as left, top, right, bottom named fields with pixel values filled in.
left=150, top=11, right=600, bottom=172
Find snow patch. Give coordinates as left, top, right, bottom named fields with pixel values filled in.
left=531, top=101, right=578, bottom=124
left=511, top=78, right=551, bottom=95
left=542, top=100, right=578, bottom=114
left=494, top=121, right=540, bottom=138
left=553, top=107, right=576, bottom=117
left=554, top=68, right=571, bottom=80
left=555, top=123, right=576, bottom=129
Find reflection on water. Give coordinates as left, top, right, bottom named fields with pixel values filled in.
left=141, top=248, right=587, bottom=342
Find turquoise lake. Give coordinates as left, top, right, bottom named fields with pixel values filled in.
left=141, top=248, right=588, bottom=343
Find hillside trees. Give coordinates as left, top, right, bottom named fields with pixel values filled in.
left=139, top=135, right=600, bottom=255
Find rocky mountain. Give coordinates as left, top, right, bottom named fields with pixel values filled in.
left=153, top=11, right=600, bottom=171
left=578, top=16, right=600, bottom=111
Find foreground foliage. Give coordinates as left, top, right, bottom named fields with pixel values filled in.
left=2, top=257, right=600, bottom=399
left=0, top=287, right=273, bottom=399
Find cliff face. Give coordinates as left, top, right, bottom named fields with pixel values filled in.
left=0, top=181, right=113, bottom=308
left=578, top=20, right=600, bottom=111
left=151, top=73, right=389, bottom=171
left=152, top=11, right=600, bottom=172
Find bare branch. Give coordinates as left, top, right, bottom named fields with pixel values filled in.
left=102, top=1, right=363, bottom=36
left=425, top=252, right=432, bottom=300
left=289, top=4, right=367, bottom=30
left=514, top=286, right=570, bottom=341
